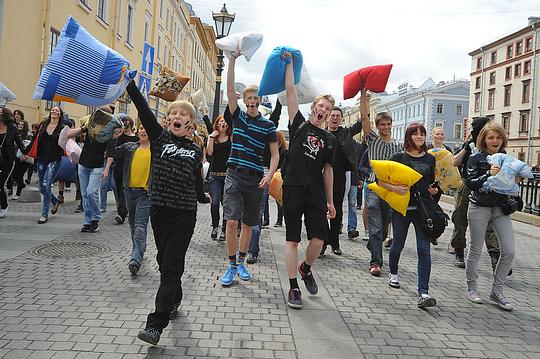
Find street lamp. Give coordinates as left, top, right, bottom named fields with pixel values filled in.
left=212, top=3, right=235, bottom=122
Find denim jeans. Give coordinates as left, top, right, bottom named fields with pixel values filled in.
left=365, top=188, right=391, bottom=266
left=36, top=160, right=60, bottom=217
left=389, top=209, right=432, bottom=295
left=249, top=186, right=269, bottom=255
left=347, top=185, right=358, bottom=232
left=124, top=188, right=150, bottom=266
left=100, top=169, right=116, bottom=211
left=78, top=164, right=103, bottom=225
left=208, top=176, right=226, bottom=228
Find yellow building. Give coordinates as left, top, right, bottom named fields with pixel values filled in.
left=0, top=0, right=217, bottom=124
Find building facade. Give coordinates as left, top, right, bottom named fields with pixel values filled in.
left=469, top=17, right=540, bottom=165
left=0, top=0, right=218, bottom=124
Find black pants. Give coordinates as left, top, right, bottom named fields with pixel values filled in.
left=12, top=161, right=29, bottom=196
left=0, top=160, right=15, bottom=209
left=146, top=206, right=196, bottom=332
left=113, top=165, right=128, bottom=219
left=327, top=173, right=346, bottom=249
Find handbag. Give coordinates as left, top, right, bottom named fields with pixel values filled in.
left=501, top=195, right=523, bottom=215
left=415, top=190, right=449, bottom=243
left=27, top=127, right=41, bottom=159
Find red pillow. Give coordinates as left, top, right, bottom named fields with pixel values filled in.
left=343, top=64, right=393, bottom=99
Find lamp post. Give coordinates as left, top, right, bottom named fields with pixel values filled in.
left=212, top=3, right=235, bottom=122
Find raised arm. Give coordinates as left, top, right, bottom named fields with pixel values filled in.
left=284, top=52, right=298, bottom=124
left=360, top=89, right=371, bottom=135
left=226, top=52, right=239, bottom=115
left=126, top=80, right=162, bottom=140
left=268, top=99, right=282, bottom=128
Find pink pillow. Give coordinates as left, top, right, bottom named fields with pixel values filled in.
left=343, top=64, right=393, bottom=99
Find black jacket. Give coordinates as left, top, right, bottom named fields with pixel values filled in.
left=466, top=152, right=508, bottom=207
left=0, top=123, right=25, bottom=163
left=334, top=121, right=363, bottom=172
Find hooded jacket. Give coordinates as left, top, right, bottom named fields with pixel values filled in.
left=467, top=151, right=508, bottom=207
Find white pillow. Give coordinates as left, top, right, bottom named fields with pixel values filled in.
left=216, top=32, right=263, bottom=62
left=0, top=82, right=16, bottom=106
left=191, top=88, right=208, bottom=111
left=278, top=64, right=318, bottom=105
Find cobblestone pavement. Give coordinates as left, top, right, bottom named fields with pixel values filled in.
left=0, top=188, right=539, bottom=358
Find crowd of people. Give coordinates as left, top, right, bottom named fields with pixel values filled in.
left=0, top=52, right=524, bottom=346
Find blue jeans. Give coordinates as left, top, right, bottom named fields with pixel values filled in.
left=365, top=188, right=391, bottom=266
left=208, top=176, right=226, bottom=228
left=124, top=188, right=150, bottom=266
left=100, top=170, right=116, bottom=210
left=36, top=160, right=60, bottom=218
left=78, top=164, right=103, bottom=225
left=249, top=186, right=269, bottom=255
left=347, top=185, right=358, bottom=232
left=389, top=209, right=432, bottom=295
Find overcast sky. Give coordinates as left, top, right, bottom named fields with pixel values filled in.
left=191, top=0, right=540, bottom=122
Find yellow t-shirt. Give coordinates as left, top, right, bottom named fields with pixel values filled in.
left=128, top=147, right=151, bottom=190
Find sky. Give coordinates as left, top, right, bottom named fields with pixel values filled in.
left=190, top=0, right=540, bottom=123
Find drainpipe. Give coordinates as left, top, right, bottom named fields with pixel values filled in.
left=38, top=0, right=52, bottom=122
left=527, top=22, right=539, bottom=165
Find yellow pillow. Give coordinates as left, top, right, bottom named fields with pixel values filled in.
left=368, top=160, right=423, bottom=216
left=269, top=170, right=283, bottom=206
left=427, top=148, right=463, bottom=192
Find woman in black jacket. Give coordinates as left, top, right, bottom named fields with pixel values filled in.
left=0, top=108, right=25, bottom=217
left=465, top=124, right=515, bottom=311
left=11, top=110, right=33, bottom=200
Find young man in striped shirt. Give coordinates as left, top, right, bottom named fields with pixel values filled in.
left=220, top=51, right=279, bottom=286
left=359, top=89, right=403, bottom=276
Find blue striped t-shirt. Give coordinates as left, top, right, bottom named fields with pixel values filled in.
left=224, top=106, right=277, bottom=174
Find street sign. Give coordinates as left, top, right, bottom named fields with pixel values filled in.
left=138, top=74, right=151, bottom=101
left=141, top=42, right=155, bottom=76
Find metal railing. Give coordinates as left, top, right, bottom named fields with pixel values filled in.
left=520, top=172, right=540, bottom=215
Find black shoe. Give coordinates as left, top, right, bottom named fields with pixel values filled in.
left=81, top=224, right=91, bottom=232
left=25, top=179, right=30, bottom=185
left=347, top=230, right=359, bottom=239
left=115, top=215, right=125, bottom=224
left=51, top=201, right=60, bottom=215
left=287, top=288, right=302, bottom=309
left=128, top=261, right=139, bottom=275
left=331, top=247, right=342, bottom=255
left=169, top=303, right=180, bottom=320
left=74, top=205, right=83, bottom=213
left=246, top=252, right=258, bottom=264
left=274, top=222, right=283, bottom=227
left=219, top=231, right=225, bottom=241
left=454, top=255, right=465, bottom=268
left=211, top=227, right=219, bottom=240
left=7, top=189, right=13, bottom=196
left=137, top=327, right=160, bottom=345
left=88, top=220, right=99, bottom=233
left=298, top=264, right=318, bottom=295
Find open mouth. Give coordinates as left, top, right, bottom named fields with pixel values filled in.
left=173, top=122, right=182, bottom=129
left=317, top=113, right=323, bottom=120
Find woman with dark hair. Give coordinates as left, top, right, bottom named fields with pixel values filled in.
left=0, top=107, right=26, bottom=217
left=27, top=106, right=65, bottom=223
left=10, top=110, right=33, bottom=200
left=378, top=122, right=439, bottom=308
left=206, top=114, right=232, bottom=240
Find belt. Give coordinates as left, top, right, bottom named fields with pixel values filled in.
left=210, top=171, right=227, bottom=177
left=228, top=164, right=263, bottom=177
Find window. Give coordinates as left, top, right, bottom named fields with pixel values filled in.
left=504, top=85, right=511, bottom=106
left=97, top=0, right=108, bottom=23
left=46, top=100, right=61, bottom=111
left=164, top=44, right=168, bottom=65
left=435, top=121, right=443, bottom=129
left=116, top=0, right=123, bottom=36
left=490, top=51, right=497, bottom=65
left=516, top=40, right=523, bottom=55
left=453, top=123, right=462, bottom=139
left=86, top=106, right=98, bottom=116
left=118, top=102, right=128, bottom=114
left=144, top=13, right=151, bottom=42
left=49, top=27, right=60, bottom=56
left=522, top=80, right=531, bottom=103
left=476, top=57, right=482, bottom=70
left=519, top=110, right=529, bottom=132
left=436, top=104, right=443, bottom=114
left=515, top=63, right=521, bottom=77
left=173, top=22, right=177, bottom=43
left=507, top=44, right=513, bottom=59
left=157, top=35, right=161, bottom=59
left=488, top=89, right=495, bottom=110
left=474, top=93, right=480, bottom=112
left=489, top=71, right=496, bottom=85
left=166, top=9, right=170, bottom=30
left=524, top=60, right=531, bottom=75
left=475, top=76, right=481, bottom=89
left=502, top=113, right=511, bottom=133
left=456, top=104, right=463, bottom=115
left=160, top=0, right=163, bottom=18
left=125, top=3, right=134, bottom=44
left=505, top=66, right=512, bottom=80
left=525, top=37, right=533, bottom=52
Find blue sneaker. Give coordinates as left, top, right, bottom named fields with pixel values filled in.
left=237, top=263, right=252, bottom=281
left=220, top=265, right=237, bottom=286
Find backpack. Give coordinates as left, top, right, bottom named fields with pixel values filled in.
left=415, top=190, right=449, bottom=243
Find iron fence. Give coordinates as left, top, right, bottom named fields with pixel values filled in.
left=520, top=172, right=540, bottom=215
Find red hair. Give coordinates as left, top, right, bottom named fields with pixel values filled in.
left=403, top=122, right=427, bottom=152
left=213, top=115, right=232, bottom=138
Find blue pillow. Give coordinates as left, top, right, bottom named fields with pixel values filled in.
left=54, top=156, right=78, bottom=183
left=258, top=46, right=302, bottom=96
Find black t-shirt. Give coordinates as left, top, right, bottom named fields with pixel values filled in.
left=79, top=136, right=107, bottom=168
left=106, top=133, right=139, bottom=158
left=330, top=129, right=347, bottom=179
left=283, top=111, right=336, bottom=187
left=210, top=138, right=231, bottom=173
left=390, top=151, right=435, bottom=207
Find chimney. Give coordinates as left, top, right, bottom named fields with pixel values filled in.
left=528, top=17, right=540, bottom=26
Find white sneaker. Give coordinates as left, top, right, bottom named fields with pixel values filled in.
left=417, top=293, right=437, bottom=308
left=389, top=274, right=400, bottom=288
left=466, top=289, right=484, bottom=304
left=11, top=195, right=20, bottom=200
left=0, top=208, right=7, bottom=218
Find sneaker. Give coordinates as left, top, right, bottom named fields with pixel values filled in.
left=220, top=265, right=237, bottom=286
left=489, top=292, right=513, bottom=311
left=137, top=327, right=160, bottom=345
left=100, top=208, right=106, bottom=213
left=57, top=194, right=64, bottom=204
left=417, top=294, right=437, bottom=308
left=37, top=216, right=48, bottom=224
left=219, top=231, right=225, bottom=241
left=331, top=246, right=342, bottom=255
left=274, top=222, right=283, bottom=227
left=389, top=274, right=400, bottom=288
left=298, top=264, right=318, bottom=295
left=287, top=288, right=303, bottom=309
left=128, top=261, right=140, bottom=275
left=169, top=303, right=180, bottom=320
left=88, top=220, right=99, bottom=233
left=211, top=227, right=219, bottom=240
left=362, top=231, right=369, bottom=241
left=246, top=252, right=258, bottom=264
left=369, top=264, right=381, bottom=277
left=11, top=195, right=20, bottom=200
left=384, top=237, right=393, bottom=248
left=454, top=255, right=465, bottom=268
left=347, top=230, right=359, bottom=239
left=466, top=289, right=484, bottom=304
left=115, top=214, right=125, bottom=224
left=237, top=263, right=252, bottom=281
left=74, top=205, right=83, bottom=213
left=81, top=224, right=91, bottom=232
left=0, top=208, right=7, bottom=218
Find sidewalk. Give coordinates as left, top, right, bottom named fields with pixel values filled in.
left=0, top=188, right=539, bottom=359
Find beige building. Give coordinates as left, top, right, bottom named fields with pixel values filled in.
left=0, top=0, right=217, bottom=124
left=469, top=17, right=540, bottom=165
